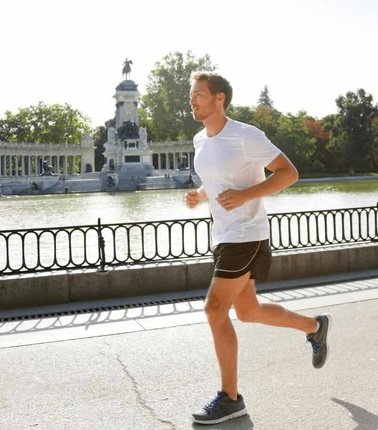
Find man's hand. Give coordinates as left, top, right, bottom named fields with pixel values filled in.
left=216, top=189, right=246, bottom=211
left=185, top=190, right=203, bottom=208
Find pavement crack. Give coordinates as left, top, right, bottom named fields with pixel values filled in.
left=115, top=354, right=176, bottom=430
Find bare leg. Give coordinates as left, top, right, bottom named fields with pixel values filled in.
left=204, top=272, right=251, bottom=400
left=205, top=275, right=318, bottom=401
left=233, top=279, right=317, bottom=334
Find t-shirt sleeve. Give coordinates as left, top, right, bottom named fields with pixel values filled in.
left=243, top=126, right=281, bottom=166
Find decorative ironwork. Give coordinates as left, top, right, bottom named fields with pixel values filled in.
left=1, top=205, right=377, bottom=276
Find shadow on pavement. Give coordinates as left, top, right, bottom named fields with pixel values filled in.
left=332, top=398, right=378, bottom=430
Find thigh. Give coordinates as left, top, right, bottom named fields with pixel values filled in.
left=206, top=272, right=251, bottom=313
left=232, top=278, right=260, bottom=316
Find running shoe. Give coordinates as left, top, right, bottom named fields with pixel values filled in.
left=307, top=313, right=332, bottom=369
left=191, top=391, right=247, bottom=425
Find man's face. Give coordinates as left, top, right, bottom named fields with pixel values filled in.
left=189, top=80, right=218, bottom=122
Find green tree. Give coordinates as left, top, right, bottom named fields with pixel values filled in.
left=257, top=85, right=274, bottom=108
left=0, top=102, right=91, bottom=144
left=370, top=115, right=378, bottom=168
left=252, top=106, right=281, bottom=141
left=304, top=118, right=331, bottom=173
left=141, top=51, right=216, bottom=141
left=321, top=114, right=346, bottom=173
left=227, top=105, right=254, bottom=125
left=335, top=89, right=377, bottom=173
left=274, top=112, right=316, bottom=173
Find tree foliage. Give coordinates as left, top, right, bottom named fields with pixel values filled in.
left=252, top=106, right=281, bottom=141
left=322, top=89, right=378, bottom=173
left=334, top=89, right=377, bottom=173
left=274, top=112, right=317, bottom=172
left=370, top=115, right=378, bottom=167
left=0, top=102, right=91, bottom=144
left=258, top=85, right=274, bottom=108
left=303, top=118, right=330, bottom=173
left=140, top=51, right=216, bottom=141
left=227, top=105, right=254, bottom=125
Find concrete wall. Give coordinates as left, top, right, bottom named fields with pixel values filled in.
left=0, top=243, right=377, bottom=311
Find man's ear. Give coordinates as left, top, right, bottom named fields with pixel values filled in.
left=217, top=92, right=225, bottom=104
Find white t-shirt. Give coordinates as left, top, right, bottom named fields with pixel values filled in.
left=193, top=118, right=281, bottom=246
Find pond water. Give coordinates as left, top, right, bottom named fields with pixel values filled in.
left=1, top=179, right=377, bottom=230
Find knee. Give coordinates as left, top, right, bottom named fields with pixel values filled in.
left=235, top=305, right=262, bottom=323
left=204, top=297, right=229, bottom=325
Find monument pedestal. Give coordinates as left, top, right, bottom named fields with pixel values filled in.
left=101, top=59, right=155, bottom=191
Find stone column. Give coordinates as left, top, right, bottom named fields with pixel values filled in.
left=54, top=156, right=58, bottom=174
left=14, top=155, right=17, bottom=175
left=165, top=152, right=169, bottom=170
left=63, top=156, right=68, bottom=175
left=113, top=82, right=140, bottom=129
left=21, top=155, right=25, bottom=176
left=59, top=155, right=62, bottom=174
left=190, top=152, right=194, bottom=170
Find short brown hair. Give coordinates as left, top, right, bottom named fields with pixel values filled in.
left=191, top=71, right=233, bottom=111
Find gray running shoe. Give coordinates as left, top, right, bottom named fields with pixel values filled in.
left=191, top=391, right=247, bottom=425
left=307, top=313, right=332, bottom=369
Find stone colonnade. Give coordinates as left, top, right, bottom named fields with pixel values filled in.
left=0, top=135, right=94, bottom=177
left=148, top=141, right=195, bottom=171
left=0, top=153, right=79, bottom=176
left=0, top=138, right=194, bottom=177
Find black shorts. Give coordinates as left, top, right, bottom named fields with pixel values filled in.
left=212, top=239, right=272, bottom=281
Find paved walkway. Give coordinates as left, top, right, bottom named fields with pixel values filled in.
left=1, top=273, right=378, bottom=430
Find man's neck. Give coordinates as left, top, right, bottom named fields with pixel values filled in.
left=204, top=115, right=228, bottom=138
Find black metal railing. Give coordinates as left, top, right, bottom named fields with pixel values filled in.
left=1, top=204, right=377, bottom=276
left=269, top=204, right=378, bottom=249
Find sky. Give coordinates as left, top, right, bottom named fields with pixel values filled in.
left=1, top=0, right=378, bottom=129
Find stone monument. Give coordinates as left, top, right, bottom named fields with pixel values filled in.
left=102, top=58, right=153, bottom=190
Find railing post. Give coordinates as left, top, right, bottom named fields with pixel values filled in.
left=372, top=203, right=378, bottom=242
left=97, top=218, right=107, bottom=272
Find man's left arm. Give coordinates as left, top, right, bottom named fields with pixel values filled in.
left=216, top=153, right=298, bottom=210
left=248, top=152, right=299, bottom=198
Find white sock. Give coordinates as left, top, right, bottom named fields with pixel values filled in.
left=316, top=321, right=320, bottom=332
